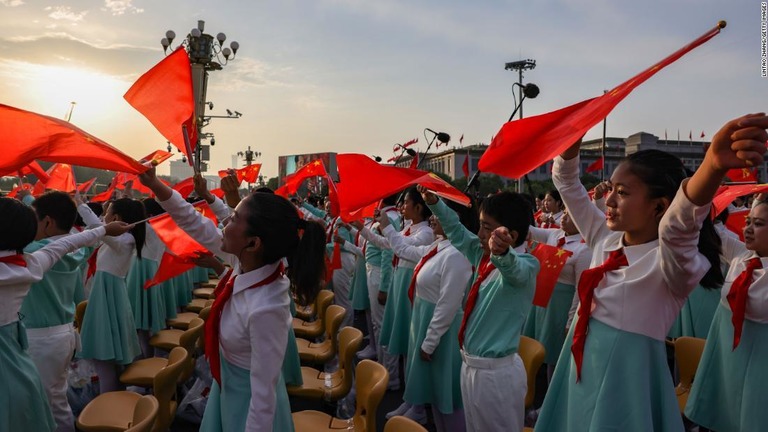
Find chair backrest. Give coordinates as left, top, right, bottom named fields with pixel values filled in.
left=384, top=415, right=429, bottom=432
left=126, top=395, right=159, bottom=432
left=198, top=305, right=213, bottom=321
left=324, top=305, right=346, bottom=352
left=675, top=337, right=706, bottom=389
left=152, top=346, right=189, bottom=432
left=353, top=359, right=389, bottom=432
left=518, top=336, right=546, bottom=408
left=180, top=317, right=205, bottom=354
left=74, top=300, right=88, bottom=332
left=336, top=326, right=363, bottom=398
left=316, top=290, right=335, bottom=322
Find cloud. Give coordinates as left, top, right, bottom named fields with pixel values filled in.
left=0, top=0, right=24, bottom=6
left=45, top=6, right=87, bottom=22
left=102, top=0, right=143, bottom=16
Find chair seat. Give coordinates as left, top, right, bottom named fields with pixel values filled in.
left=149, top=329, right=183, bottom=351
left=77, top=391, right=142, bottom=432
left=166, top=312, right=198, bottom=330
left=185, top=298, right=208, bottom=313
left=295, top=304, right=316, bottom=321
left=287, top=367, right=343, bottom=399
left=201, top=281, right=218, bottom=288
left=292, top=317, right=323, bottom=339
left=120, top=357, right=169, bottom=387
left=296, top=338, right=333, bottom=364
left=192, top=287, right=215, bottom=299
left=292, top=410, right=356, bottom=431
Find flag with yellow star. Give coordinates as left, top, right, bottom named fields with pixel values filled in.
left=530, top=242, right=573, bottom=307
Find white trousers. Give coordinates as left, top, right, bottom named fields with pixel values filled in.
left=332, top=253, right=356, bottom=330
left=365, top=264, right=383, bottom=342
left=27, top=323, right=78, bottom=432
left=460, top=351, right=526, bottom=432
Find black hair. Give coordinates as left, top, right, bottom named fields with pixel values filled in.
left=0, top=197, right=38, bottom=253
left=445, top=198, right=479, bottom=234
left=479, top=191, right=532, bottom=247
left=87, top=202, right=104, bottom=218
left=32, top=192, right=77, bottom=233
left=623, top=150, right=723, bottom=288
left=382, top=192, right=399, bottom=206
left=253, top=186, right=274, bottom=194
left=109, top=198, right=147, bottom=260
left=142, top=198, right=165, bottom=217
left=243, top=192, right=325, bottom=306
left=405, top=187, right=432, bottom=222
left=536, top=193, right=545, bottom=200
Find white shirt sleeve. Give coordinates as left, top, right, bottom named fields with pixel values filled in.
left=27, top=227, right=106, bottom=277
left=77, top=203, right=102, bottom=228
left=157, top=190, right=225, bottom=259
left=382, top=225, right=432, bottom=262
left=208, top=196, right=232, bottom=222
left=360, top=225, right=391, bottom=250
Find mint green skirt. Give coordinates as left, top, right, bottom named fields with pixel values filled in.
left=380, top=267, right=414, bottom=355
left=283, top=303, right=302, bottom=387
left=666, top=284, right=720, bottom=339
left=0, top=321, right=56, bottom=431
left=403, top=297, right=463, bottom=413
left=200, top=354, right=294, bottom=431
left=126, top=256, right=168, bottom=334
left=350, top=255, right=370, bottom=311
left=175, top=271, right=195, bottom=308
left=523, top=282, right=574, bottom=365
left=79, top=271, right=142, bottom=365
left=684, top=303, right=768, bottom=431
left=192, top=266, right=210, bottom=284
left=535, top=318, right=683, bottom=432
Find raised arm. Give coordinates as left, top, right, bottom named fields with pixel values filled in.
left=424, top=192, right=482, bottom=265
left=381, top=224, right=433, bottom=262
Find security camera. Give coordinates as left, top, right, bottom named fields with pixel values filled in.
left=210, top=137, right=216, bottom=146
left=226, top=109, right=233, bottom=116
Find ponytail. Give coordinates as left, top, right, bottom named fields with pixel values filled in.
left=698, top=216, right=724, bottom=289
left=289, top=220, right=326, bottom=306
left=109, top=198, right=147, bottom=259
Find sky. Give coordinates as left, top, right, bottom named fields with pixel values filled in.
left=0, top=0, right=763, bottom=180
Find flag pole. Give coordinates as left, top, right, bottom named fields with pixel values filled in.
left=182, top=124, right=199, bottom=175
left=601, top=90, right=607, bottom=182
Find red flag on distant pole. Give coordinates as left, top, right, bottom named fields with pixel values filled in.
left=700, top=131, right=706, bottom=138
left=0, top=104, right=147, bottom=175
left=478, top=22, right=725, bottom=179
left=124, top=48, right=197, bottom=164
left=402, top=138, right=418, bottom=148
left=77, top=177, right=97, bottom=194
left=218, top=164, right=262, bottom=184
left=530, top=243, right=573, bottom=307
left=462, top=154, right=470, bottom=178
left=585, top=157, right=604, bottom=173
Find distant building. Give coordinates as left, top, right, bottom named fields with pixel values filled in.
left=392, top=133, right=766, bottom=182
left=169, top=159, right=194, bottom=181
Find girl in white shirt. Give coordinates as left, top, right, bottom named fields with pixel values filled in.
left=139, top=168, right=326, bottom=432
left=686, top=194, right=768, bottom=431
left=77, top=197, right=146, bottom=393
left=0, top=197, right=131, bottom=432
left=535, top=113, right=768, bottom=432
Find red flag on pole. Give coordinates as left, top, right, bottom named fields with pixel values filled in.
left=172, top=177, right=195, bottom=199
left=217, top=164, right=262, bottom=184
left=585, top=157, right=604, bottom=173
left=459, top=134, right=464, bottom=144
left=478, top=22, right=725, bottom=179
left=280, top=160, right=329, bottom=196
left=77, top=177, right=97, bottom=194
left=10, top=161, right=50, bottom=183
left=529, top=243, right=573, bottom=307
left=0, top=104, right=147, bottom=175
left=124, top=48, right=197, bottom=163
left=712, top=184, right=768, bottom=216
left=44, top=163, right=77, bottom=192
left=462, top=155, right=470, bottom=178
left=700, top=131, right=706, bottom=138
left=408, top=154, right=419, bottom=169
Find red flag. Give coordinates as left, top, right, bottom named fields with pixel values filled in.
left=0, top=104, right=147, bottom=175
left=712, top=184, right=768, bottom=217
left=90, top=182, right=116, bottom=202
left=700, top=131, right=706, bottom=138
left=44, top=163, right=77, bottom=192
left=281, top=160, right=328, bottom=196
left=402, top=138, right=418, bottom=148
left=32, top=179, right=46, bottom=197
left=462, top=155, right=470, bottom=178
left=144, top=251, right=198, bottom=289
left=345, top=200, right=379, bottom=221
left=218, top=164, right=262, bottom=184
left=726, top=168, right=757, bottom=183
left=77, top=177, right=97, bottom=194
left=7, top=183, right=33, bottom=199
left=9, top=161, right=50, bottom=183
left=408, top=153, right=419, bottom=169
left=724, top=208, right=749, bottom=241
left=478, top=22, right=724, bottom=179
left=689, top=130, right=693, bottom=141
left=172, top=177, right=195, bottom=199
left=459, top=134, right=464, bottom=144
left=335, top=154, right=470, bottom=221
left=124, top=48, right=196, bottom=163
left=585, top=157, right=604, bottom=173
left=142, top=149, right=174, bottom=166
left=530, top=243, right=573, bottom=307
left=210, top=188, right=225, bottom=199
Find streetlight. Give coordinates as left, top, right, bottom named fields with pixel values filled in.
left=160, top=20, right=240, bottom=173
left=505, top=59, right=539, bottom=193
left=237, top=146, right=261, bottom=188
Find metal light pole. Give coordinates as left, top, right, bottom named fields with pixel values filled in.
left=505, top=59, right=537, bottom=193
left=237, top=146, right=261, bottom=189
left=161, top=20, right=240, bottom=173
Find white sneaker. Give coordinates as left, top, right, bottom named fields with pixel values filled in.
left=356, top=345, right=377, bottom=360
left=403, top=404, right=427, bottom=425
left=386, top=402, right=411, bottom=419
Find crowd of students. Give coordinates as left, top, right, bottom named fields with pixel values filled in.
left=1, top=113, right=767, bottom=431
